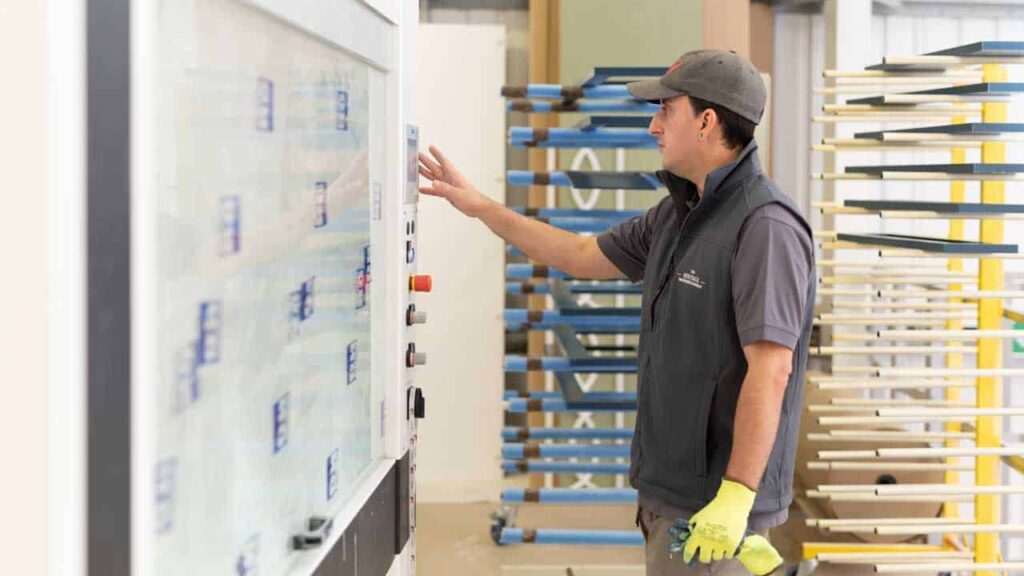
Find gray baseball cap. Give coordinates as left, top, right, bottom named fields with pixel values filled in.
left=628, top=50, right=766, bottom=125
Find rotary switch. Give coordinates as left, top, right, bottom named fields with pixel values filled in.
left=406, top=304, right=427, bottom=326
left=406, top=343, right=427, bottom=367
left=413, top=388, right=426, bottom=419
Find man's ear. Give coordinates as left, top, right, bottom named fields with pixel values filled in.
left=701, top=109, right=716, bottom=132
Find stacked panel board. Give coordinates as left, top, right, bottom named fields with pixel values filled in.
left=808, top=40, right=1024, bottom=574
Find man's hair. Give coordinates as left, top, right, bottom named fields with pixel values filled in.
left=687, top=96, right=755, bottom=150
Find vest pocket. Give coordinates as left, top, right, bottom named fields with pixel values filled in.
left=693, top=382, right=715, bottom=478
left=643, top=368, right=715, bottom=480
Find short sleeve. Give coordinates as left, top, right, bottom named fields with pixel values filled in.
left=596, top=197, right=669, bottom=282
left=731, top=204, right=814, bottom=350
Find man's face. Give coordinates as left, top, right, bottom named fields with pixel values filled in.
left=648, top=95, right=700, bottom=177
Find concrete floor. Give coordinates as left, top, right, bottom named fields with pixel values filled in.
left=415, top=502, right=644, bottom=576
left=414, top=501, right=906, bottom=576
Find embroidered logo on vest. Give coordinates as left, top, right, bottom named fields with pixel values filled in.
left=677, top=269, right=705, bottom=290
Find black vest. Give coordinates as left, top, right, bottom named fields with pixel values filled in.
left=630, top=142, right=815, bottom=515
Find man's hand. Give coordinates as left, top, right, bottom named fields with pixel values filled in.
left=418, top=145, right=491, bottom=218
left=683, top=479, right=756, bottom=564
left=669, top=521, right=783, bottom=575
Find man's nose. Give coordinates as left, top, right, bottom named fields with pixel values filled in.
left=648, top=115, right=661, bottom=136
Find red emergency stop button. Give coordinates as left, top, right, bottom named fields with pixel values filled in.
left=409, top=275, right=432, bottom=292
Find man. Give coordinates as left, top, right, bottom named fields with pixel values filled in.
left=418, top=50, right=814, bottom=576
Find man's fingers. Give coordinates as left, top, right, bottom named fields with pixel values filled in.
left=699, top=546, right=714, bottom=565
left=682, top=539, right=698, bottom=564
left=417, top=159, right=435, bottom=175
left=711, top=547, right=725, bottom=562
left=418, top=165, right=435, bottom=181
left=428, top=145, right=453, bottom=170
left=419, top=180, right=451, bottom=197
left=418, top=152, right=442, bottom=175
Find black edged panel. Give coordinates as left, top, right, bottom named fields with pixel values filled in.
left=845, top=199, right=1024, bottom=214
left=837, top=233, right=1018, bottom=254
left=845, top=163, right=1024, bottom=175
left=87, top=0, right=132, bottom=574
left=314, top=455, right=410, bottom=576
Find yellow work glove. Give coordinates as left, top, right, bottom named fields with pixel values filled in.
left=736, top=534, right=784, bottom=576
left=683, top=479, right=756, bottom=564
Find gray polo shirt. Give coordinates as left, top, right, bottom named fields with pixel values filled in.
left=597, top=168, right=814, bottom=530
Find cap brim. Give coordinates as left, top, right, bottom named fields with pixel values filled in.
left=627, top=79, right=685, bottom=103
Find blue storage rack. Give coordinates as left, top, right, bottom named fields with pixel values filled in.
left=509, top=127, right=657, bottom=149
left=496, top=528, right=643, bottom=547
left=511, top=207, right=647, bottom=218
left=507, top=170, right=661, bottom=189
left=578, top=66, right=666, bottom=88
left=506, top=264, right=571, bottom=279
left=506, top=99, right=658, bottom=114
left=503, top=460, right=630, bottom=475
left=576, top=115, right=652, bottom=130
left=502, top=426, right=634, bottom=441
left=505, top=397, right=637, bottom=413
left=505, top=280, right=642, bottom=296
left=502, top=443, right=631, bottom=460
left=496, top=65, right=660, bottom=549
left=503, top=488, right=637, bottom=505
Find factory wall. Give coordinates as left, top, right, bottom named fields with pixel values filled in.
left=1, top=1, right=51, bottom=573
left=416, top=24, right=508, bottom=503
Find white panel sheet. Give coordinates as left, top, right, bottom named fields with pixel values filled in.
left=145, top=0, right=384, bottom=572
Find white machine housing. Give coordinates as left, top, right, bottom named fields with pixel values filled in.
left=49, top=0, right=423, bottom=574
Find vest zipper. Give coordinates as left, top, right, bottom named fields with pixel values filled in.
left=647, top=204, right=702, bottom=328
